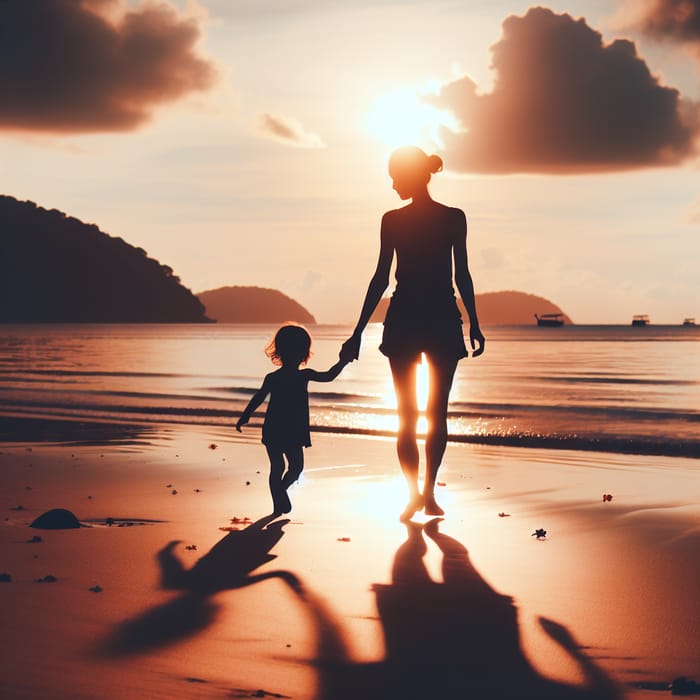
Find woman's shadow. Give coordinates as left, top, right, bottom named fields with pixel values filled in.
left=100, top=513, right=301, bottom=655
left=305, top=519, right=622, bottom=700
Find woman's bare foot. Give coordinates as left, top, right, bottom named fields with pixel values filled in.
left=423, top=495, right=444, bottom=516
left=399, top=493, right=424, bottom=522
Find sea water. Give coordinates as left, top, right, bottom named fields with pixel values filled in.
left=0, top=323, right=698, bottom=457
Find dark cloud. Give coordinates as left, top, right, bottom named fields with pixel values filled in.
left=430, top=7, right=698, bottom=173
left=0, top=0, right=216, bottom=133
left=258, top=113, right=324, bottom=148
left=634, top=0, right=700, bottom=47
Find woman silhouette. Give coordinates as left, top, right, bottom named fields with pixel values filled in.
left=341, top=146, right=484, bottom=521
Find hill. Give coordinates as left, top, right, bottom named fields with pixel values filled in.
left=369, top=290, right=572, bottom=325
left=197, top=286, right=316, bottom=324
left=0, top=195, right=210, bottom=323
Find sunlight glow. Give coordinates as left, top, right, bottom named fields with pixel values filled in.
left=365, top=87, right=458, bottom=150
left=381, top=353, right=430, bottom=434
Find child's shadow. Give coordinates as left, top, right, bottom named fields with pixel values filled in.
left=101, top=514, right=300, bottom=655
left=306, top=519, right=622, bottom=700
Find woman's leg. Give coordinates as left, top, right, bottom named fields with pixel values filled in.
left=423, top=356, right=458, bottom=515
left=389, top=356, right=422, bottom=520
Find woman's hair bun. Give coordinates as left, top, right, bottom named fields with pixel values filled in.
left=427, top=154, right=443, bottom=174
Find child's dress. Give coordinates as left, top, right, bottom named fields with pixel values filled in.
left=262, top=369, right=312, bottom=449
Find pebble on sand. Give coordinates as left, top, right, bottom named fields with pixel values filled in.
left=30, top=508, right=81, bottom=530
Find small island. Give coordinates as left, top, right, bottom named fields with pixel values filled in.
left=197, top=286, right=316, bottom=324
left=370, top=290, right=572, bottom=325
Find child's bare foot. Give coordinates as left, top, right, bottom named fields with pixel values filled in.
left=273, top=490, right=292, bottom=515
left=423, top=496, right=444, bottom=516
left=399, top=494, right=423, bottom=522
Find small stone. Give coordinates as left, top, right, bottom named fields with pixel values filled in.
left=337, top=537, right=351, bottom=542
left=31, top=508, right=80, bottom=529
left=208, top=443, right=218, bottom=450
left=0, top=573, right=11, bottom=582
left=498, top=512, right=510, bottom=518
left=532, top=528, right=547, bottom=539
left=88, top=585, right=103, bottom=593
left=35, top=574, right=57, bottom=583
left=28, top=535, right=43, bottom=543
left=245, top=481, right=251, bottom=486
left=171, top=489, right=178, bottom=495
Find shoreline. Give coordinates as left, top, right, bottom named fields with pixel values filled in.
left=1, top=425, right=699, bottom=699
left=1, top=413, right=698, bottom=460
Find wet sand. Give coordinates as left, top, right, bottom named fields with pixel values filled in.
left=1, top=421, right=698, bottom=699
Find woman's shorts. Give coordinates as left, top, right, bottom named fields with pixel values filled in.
left=379, top=296, right=468, bottom=364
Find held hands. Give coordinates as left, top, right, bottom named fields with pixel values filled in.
left=469, top=325, right=486, bottom=357
left=339, top=333, right=361, bottom=364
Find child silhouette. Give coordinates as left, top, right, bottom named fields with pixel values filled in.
left=237, top=324, right=349, bottom=515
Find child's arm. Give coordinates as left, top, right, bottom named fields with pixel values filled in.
left=303, top=359, right=349, bottom=383
left=236, top=376, right=271, bottom=431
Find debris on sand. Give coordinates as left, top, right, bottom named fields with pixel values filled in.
left=208, top=443, right=218, bottom=450
left=88, top=585, right=103, bottom=593
left=35, top=574, right=57, bottom=583
left=337, top=537, right=351, bottom=542
left=602, top=493, right=613, bottom=502
left=532, top=528, right=547, bottom=540
left=498, top=512, right=510, bottom=518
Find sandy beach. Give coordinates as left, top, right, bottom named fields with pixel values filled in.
left=1, top=420, right=698, bottom=700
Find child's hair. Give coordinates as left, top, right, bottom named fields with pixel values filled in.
left=265, top=324, right=312, bottom=367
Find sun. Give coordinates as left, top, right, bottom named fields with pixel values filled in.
left=365, top=86, right=458, bottom=150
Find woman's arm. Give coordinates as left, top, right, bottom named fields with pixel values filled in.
left=236, top=375, right=271, bottom=431
left=340, top=213, right=394, bottom=361
left=452, top=210, right=485, bottom=357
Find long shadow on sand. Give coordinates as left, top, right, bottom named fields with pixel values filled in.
left=101, top=514, right=300, bottom=655
left=101, top=516, right=622, bottom=699
left=298, top=519, right=623, bottom=700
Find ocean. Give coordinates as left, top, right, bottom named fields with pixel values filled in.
left=0, top=323, right=698, bottom=458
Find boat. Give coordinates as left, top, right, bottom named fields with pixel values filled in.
left=631, top=315, right=650, bottom=326
left=682, top=317, right=696, bottom=327
left=534, top=313, right=564, bottom=327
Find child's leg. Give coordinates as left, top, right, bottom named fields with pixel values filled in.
left=281, top=446, right=304, bottom=489
left=265, top=446, right=288, bottom=513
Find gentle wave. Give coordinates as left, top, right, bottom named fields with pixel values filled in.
left=2, top=396, right=698, bottom=458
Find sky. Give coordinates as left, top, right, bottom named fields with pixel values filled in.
left=1, top=0, right=699, bottom=324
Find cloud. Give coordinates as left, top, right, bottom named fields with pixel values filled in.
left=257, top=113, right=324, bottom=148
left=0, top=0, right=217, bottom=133
left=633, top=0, right=700, bottom=50
left=430, top=7, right=698, bottom=174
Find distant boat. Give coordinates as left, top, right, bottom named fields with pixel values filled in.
left=631, top=314, right=650, bottom=326
left=534, top=313, right=564, bottom=327
left=682, top=317, right=696, bottom=327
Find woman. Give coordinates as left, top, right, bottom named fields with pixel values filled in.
left=340, top=146, right=484, bottom=521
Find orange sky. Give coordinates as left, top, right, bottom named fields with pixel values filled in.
left=1, top=0, right=698, bottom=324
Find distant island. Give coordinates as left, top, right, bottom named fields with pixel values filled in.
left=0, top=195, right=210, bottom=323
left=369, top=291, right=572, bottom=325
left=197, top=286, right=316, bottom=324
